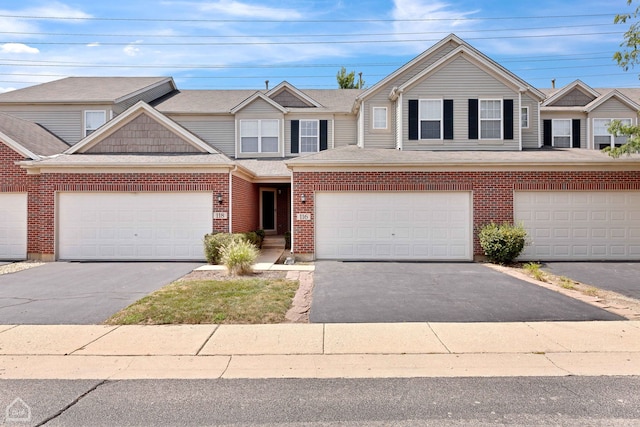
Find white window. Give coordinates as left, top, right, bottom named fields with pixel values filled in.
left=300, top=120, right=319, bottom=153
left=372, top=107, right=387, bottom=129
left=240, top=119, right=279, bottom=153
left=85, top=110, right=106, bottom=136
left=552, top=119, right=571, bottom=148
left=521, top=107, right=529, bottom=129
left=480, top=100, right=502, bottom=139
left=419, top=99, right=442, bottom=139
left=594, top=118, right=632, bottom=149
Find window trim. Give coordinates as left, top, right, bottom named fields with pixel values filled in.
left=419, top=99, right=443, bottom=140
left=84, top=110, right=107, bottom=137
left=372, top=106, right=388, bottom=130
left=479, top=99, right=502, bottom=140
left=521, top=106, right=529, bottom=129
left=593, top=118, right=633, bottom=148
left=239, top=119, right=280, bottom=154
left=551, top=119, right=572, bottom=148
left=299, top=119, right=320, bottom=153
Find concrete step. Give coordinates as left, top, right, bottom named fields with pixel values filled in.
left=262, top=236, right=286, bottom=249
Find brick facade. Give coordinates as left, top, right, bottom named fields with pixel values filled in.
left=231, top=174, right=259, bottom=233
left=292, top=170, right=640, bottom=258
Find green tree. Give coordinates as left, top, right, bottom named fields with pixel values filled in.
left=336, top=67, right=365, bottom=89
left=604, top=1, right=640, bottom=156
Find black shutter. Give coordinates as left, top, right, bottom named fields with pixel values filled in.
left=408, top=99, right=419, bottom=140
left=443, top=99, right=454, bottom=140
left=291, top=120, right=299, bottom=153
left=572, top=119, right=581, bottom=148
left=319, top=120, right=328, bottom=151
left=468, top=99, right=478, bottom=139
left=503, top=99, right=514, bottom=140
left=543, top=120, right=552, bottom=146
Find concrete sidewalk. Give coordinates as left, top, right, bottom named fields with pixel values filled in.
left=0, top=321, right=639, bottom=380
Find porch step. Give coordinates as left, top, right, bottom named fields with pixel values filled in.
left=262, top=235, right=286, bottom=249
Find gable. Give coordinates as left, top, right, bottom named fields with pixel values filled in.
left=236, top=97, right=285, bottom=115
left=84, top=112, right=203, bottom=153
left=549, top=88, right=596, bottom=107
left=590, top=97, right=638, bottom=117
left=271, top=88, right=314, bottom=108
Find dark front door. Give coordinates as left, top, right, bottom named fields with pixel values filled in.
left=261, top=189, right=276, bottom=233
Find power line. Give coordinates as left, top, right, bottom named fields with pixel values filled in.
left=0, top=13, right=619, bottom=23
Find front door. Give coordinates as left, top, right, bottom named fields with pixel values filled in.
left=260, top=188, right=277, bottom=234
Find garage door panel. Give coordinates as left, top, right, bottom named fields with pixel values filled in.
left=59, top=192, right=211, bottom=261
left=316, top=192, right=471, bottom=261
left=515, top=191, right=640, bottom=260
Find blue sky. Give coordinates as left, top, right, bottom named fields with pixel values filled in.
left=0, top=0, right=638, bottom=92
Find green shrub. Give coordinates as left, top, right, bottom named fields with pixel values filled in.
left=204, top=233, right=244, bottom=264
left=243, top=231, right=261, bottom=248
left=221, top=238, right=259, bottom=275
left=284, top=231, right=291, bottom=249
left=478, top=222, right=528, bottom=265
left=255, top=229, right=265, bottom=240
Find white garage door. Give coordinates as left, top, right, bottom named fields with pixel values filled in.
left=58, top=192, right=213, bottom=260
left=515, top=191, right=640, bottom=260
left=315, top=192, right=471, bottom=260
left=0, top=193, right=27, bottom=260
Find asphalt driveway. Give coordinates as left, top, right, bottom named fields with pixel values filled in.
left=0, top=262, right=201, bottom=324
left=310, top=261, right=624, bottom=323
left=543, top=262, right=640, bottom=300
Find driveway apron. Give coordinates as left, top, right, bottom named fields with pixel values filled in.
left=310, top=261, right=624, bottom=323
left=0, top=262, right=201, bottom=324
left=543, top=262, right=640, bottom=300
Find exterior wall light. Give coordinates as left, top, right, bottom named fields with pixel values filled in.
left=217, top=194, right=223, bottom=204
left=301, top=194, right=306, bottom=203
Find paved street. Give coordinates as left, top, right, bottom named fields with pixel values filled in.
left=0, top=262, right=201, bottom=324
left=310, top=261, right=624, bottom=323
left=2, top=377, right=639, bottom=426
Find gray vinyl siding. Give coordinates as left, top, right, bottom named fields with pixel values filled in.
left=589, top=98, right=637, bottom=119
left=114, top=81, right=175, bottom=114
left=540, top=111, right=587, bottom=149
left=402, top=56, right=520, bottom=151
left=284, top=115, right=333, bottom=156
left=171, top=115, right=236, bottom=156
left=521, top=94, right=540, bottom=149
left=362, top=41, right=458, bottom=149
left=334, top=114, right=357, bottom=147
left=236, top=98, right=282, bottom=116
left=0, top=109, right=83, bottom=144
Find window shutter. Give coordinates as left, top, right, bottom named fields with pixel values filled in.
left=443, top=99, right=454, bottom=140
left=291, top=120, right=299, bottom=153
left=320, top=120, right=328, bottom=151
left=543, top=120, right=552, bottom=146
left=408, top=100, right=419, bottom=140
left=572, top=119, right=581, bottom=148
left=468, top=99, right=478, bottom=139
left=503, top=99, right=514, bottom=140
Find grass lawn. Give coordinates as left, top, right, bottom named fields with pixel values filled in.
left=105, top=272, right=299, bottom=325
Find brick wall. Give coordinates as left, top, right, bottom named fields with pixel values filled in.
left=231, top=174, right=259, bottom=232
left=33, top=172, right=229, bottom=258
left=292, top=170, right=640, bottom=257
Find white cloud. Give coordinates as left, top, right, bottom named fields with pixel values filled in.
left=0, top=87, right=17, bottom=93
left=1, top=43, right=40, bottom=54
left=87, top=42, right=101, bottom=47
left=167, top=0, right=301, bottom=19
left=24, top=1, right=92, bottom=21
left=124, top=45, right=141, bottom=57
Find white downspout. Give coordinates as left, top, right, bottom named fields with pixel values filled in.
left=357, top=102, right=364, bottom=147
left=396, top=91, right=403, bottom=150
left=537, top=101, right=542, bottom=148
left=228, top=166, right=236, bottom=233
left=290, top=173, right=294, bottom=254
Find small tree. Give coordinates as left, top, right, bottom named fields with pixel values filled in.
left=336, top=67, right=364, bottom=89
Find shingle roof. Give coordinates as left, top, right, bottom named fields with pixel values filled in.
left=0, top=112, right=69, bottom=157
left=236, top=159, right=291, bottom=177
left=154, top=88, right=362, bottom=114
left=0, top=77, right=173, bottom=103
left=540, top=87, right=640, bottom=105
left=285, top=145, right=640, bottom=166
